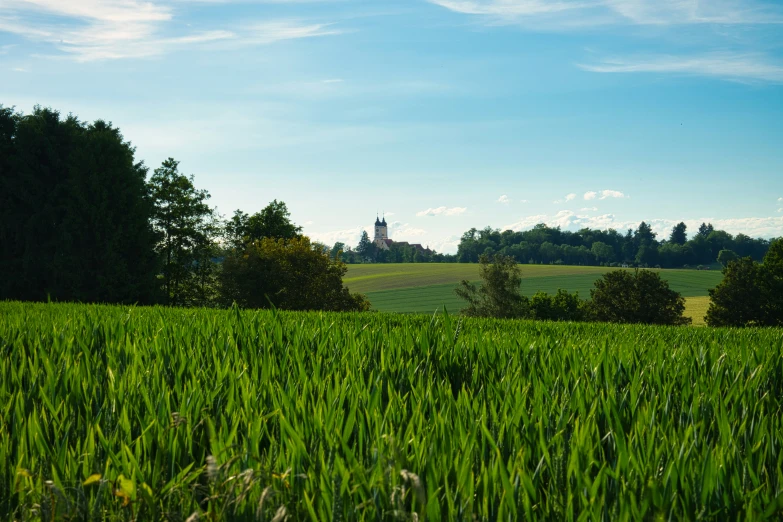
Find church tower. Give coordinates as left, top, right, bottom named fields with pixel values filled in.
left=373, top=215, right=390, bottom=250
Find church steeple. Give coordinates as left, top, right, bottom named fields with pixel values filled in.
left=373, top=213, right=390, bottom=250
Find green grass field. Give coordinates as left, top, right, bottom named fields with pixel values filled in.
left=2, top=302, right=782, bottom=520
left=345, top=264, right=724, bottom=315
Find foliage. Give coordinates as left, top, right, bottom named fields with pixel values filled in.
left=219, top=236, right=370, bottom=311
left=456, top=221, right=769, bottom=269
left=698, top=222, right=715, bottom=238
left=705, top=258, right=765, bottom=327
left=2, top=302, right=783, bottom=520
left=589, top=269, right=691, bottom=325
left=717, top=249, right=739, bottom=267
left=0, top=105, right=158, bottom=304
left=455, top=254, right=529, bottom=318
left=330, top=241, right=346, bottom=259
left=147, top=158, right=216, bottom=307
left=706, top=239, right=783, bottom=327
left=355, top=230, right=376, bottom=262
left=529, top=289, right=587, bottom=321
left=249, top=200, right=301, bottom=240
left=669, top=221, right=687, bottom=245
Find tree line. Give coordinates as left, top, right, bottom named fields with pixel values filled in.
left=0, top=106, right=368, bottom=311
left=456, top=222, right=771, bottom=268
left=333, top=219, right=771, bottom=269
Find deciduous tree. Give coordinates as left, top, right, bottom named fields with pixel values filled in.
left=717, top=249, right=739, bottom=267
left=455, top=254, right=529, bottom=318
left=219, top=236, right=370, bottom=311
left=148, top=158, right=216, bottom=306
left=245, top=200, right=302, bottom=242
left=707, top=239, right=783, bottom=327
left=589, top=269, right=690, bottom=325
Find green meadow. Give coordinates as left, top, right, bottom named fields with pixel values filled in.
left=345, top=264, right=724, bottom=316
left=2, top=301, right=783, bottom=520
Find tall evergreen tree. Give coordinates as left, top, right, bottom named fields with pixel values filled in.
left=356, top=231, right=375, bottom=261
left=697, top=222, right=714, bottom=238
left=0, top=106, right=158, bottom=303
left=669, top=222, right=688, bottom=245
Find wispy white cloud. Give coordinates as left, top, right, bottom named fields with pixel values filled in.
left=428, top=234, right=461, bottom=254
left=520, top=199, right=528, bottom=203
left=0, top=1, right=342, bottom=61
left=778, top=197, right=783, bottom=202
left=581, top=206, right=598, bottom=211
left=554, top=193, right=577, bottom=204
left=503, top=211, right=783, bottom=238
left=604, top=0, right=783, bottom=26
left=778, top=208, right=783, bottom=213
left=430, top=0, right=783, bottom=26
left=430, top=0, right=783, bottom=83
left=307, top=225, right=371, bottom=248
left=393, top=224, right=428, bottom=238
left=584, top=189, right=626, bottom=200
left=599, top=190, right=625, bottom=199
left=242, top=21, right=342, bottom=45
left=428, top=0, right=590, bottom=18
left=497, top=194, right=511, bottom=204
left=416, top=206, right=468, bottom=217
left=579, top=52, right=783, bottom=84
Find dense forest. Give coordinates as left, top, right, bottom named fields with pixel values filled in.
left=454, top=222, right=772, bottom=268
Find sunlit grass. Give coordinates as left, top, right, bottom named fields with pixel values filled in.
left=684, top=296, right=711, bottom=326
left=2, top=301, right=781, bottom=520
left=349, top=264, right=723, bottom=314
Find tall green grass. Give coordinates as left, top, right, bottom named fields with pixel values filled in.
left=1, top=301, right=782, bottom=520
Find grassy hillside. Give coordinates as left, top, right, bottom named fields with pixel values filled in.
left=684, top=296, right=711, bottom=326
left=345, top=263, right=723, bottom=315
left=2, top=302, right=782, bottom=520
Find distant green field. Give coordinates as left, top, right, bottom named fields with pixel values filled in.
left=345, top=263, right=723, bottom=314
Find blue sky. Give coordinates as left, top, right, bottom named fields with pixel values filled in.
left=1, top=0, right=782, bottom=253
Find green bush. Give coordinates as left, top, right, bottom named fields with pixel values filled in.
left=530, top=289, right=587, bottom=321
left=589, top=269, right=691, bottom=325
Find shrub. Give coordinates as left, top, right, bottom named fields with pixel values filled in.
left=530, top=289, right=587, bottom=322
left=589, top=269, right=691, bottom=325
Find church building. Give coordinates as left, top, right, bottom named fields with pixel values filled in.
left=372, top=215, right=433, bottom=255
left=373, top=215, right=392, bottom=250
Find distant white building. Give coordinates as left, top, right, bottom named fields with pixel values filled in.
left=373, top=215, right=391, bottom=250
left=372, top=215, right=432, bottom=254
